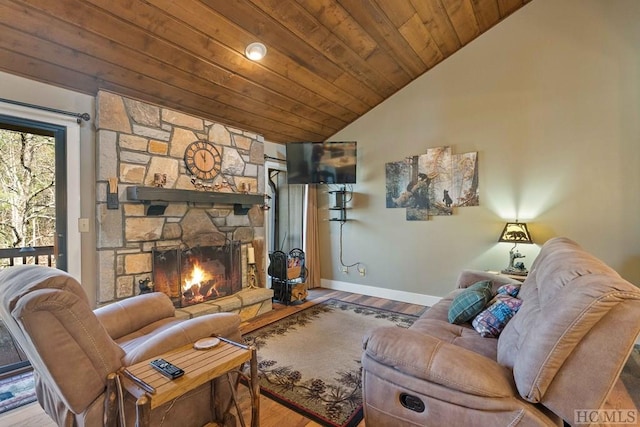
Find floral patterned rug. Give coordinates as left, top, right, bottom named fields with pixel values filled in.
left=242, top=299, right=418, bottom=427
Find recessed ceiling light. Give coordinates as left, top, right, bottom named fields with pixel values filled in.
left=245, top=42, right=267, bottom=61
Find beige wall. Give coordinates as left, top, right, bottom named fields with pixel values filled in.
left=0, top=71, right=97, bottom=304
left=322, top=0, right=640, bottom=299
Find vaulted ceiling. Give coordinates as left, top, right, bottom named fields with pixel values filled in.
left=0, top=0, right=531, bottom=143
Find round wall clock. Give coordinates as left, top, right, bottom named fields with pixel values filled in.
left=184, top=140, right=222, bottom=181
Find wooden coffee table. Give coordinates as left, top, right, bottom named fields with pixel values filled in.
left=120, top=337, right=259, bottom=427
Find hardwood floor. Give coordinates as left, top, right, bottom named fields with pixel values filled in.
left=0, top=288, right=427, bottom=427
left=0, top=403, right=55, bottom=427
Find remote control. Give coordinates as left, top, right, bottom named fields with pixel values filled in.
left=150, top=358, right=184, bottom=379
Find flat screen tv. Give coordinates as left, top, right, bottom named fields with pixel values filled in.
left=285, top=141, right=357, bottom=184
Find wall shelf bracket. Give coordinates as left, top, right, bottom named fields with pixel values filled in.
left=328, top=187, right=349, bottom=222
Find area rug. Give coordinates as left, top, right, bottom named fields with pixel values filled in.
left=0, top=371, right=36, bottom=414
left=242, top=298, right=418, bottom=427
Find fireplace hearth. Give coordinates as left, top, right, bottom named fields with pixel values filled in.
left=152, top=242, right=242, bottom=307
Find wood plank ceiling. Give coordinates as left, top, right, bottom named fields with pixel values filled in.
left=0, top=0, right=531, bottom=143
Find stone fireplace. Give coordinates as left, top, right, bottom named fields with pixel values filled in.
left=95, top=91, right=272, bottom=319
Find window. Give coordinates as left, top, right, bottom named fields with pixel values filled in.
left=0, top=101, right=81, bottom=277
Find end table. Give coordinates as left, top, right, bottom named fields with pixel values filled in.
left=120, top=337, right=259, bottom=427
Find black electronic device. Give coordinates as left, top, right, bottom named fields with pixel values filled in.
left=285, top=141, right=357, bottom=184
left=150, top=358, right=184, bottom=380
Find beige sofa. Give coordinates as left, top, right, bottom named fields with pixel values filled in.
left=362, top=237, right=640, bottom=426
left=0, top=264, right=242, bottom=426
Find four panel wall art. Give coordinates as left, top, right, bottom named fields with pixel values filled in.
left=385, top=146, right=479, bottom=221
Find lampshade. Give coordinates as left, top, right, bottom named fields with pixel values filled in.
left=245, top=42, right=267, bottom=61
left=498, top=222, right=533, bottom=244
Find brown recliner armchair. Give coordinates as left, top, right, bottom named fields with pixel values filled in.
left=0, top=264, right=243, bottom=426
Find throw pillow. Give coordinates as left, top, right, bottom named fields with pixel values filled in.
left=448, top=280, right=493, bottom=324
left=497, top=283, right=521, bottom=297
left=472, top=295, right=523, bottom=337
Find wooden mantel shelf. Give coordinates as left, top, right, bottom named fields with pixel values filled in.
left=126, top=186, right=263, bottom=215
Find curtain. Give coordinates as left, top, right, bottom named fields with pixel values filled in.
left=303, top=185, right=321, bottom=288
left=287, top=184, right=305, bottom=250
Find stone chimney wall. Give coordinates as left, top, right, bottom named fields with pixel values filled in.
left=95, top=91, right=265, bottom=304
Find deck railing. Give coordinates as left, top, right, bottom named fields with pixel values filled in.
left=0, top=246, right=55, bottom=269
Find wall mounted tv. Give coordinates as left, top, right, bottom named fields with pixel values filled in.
left=285, top=141, right=357, bottom=184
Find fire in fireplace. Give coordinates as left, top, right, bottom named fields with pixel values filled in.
left=152, top=242, right=242, bottom=307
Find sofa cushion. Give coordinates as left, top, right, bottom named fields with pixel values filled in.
left=472, top=295, right=522, bottom=338
left=411, top=318, right=499, bottom=360
left=448, top=280, right=493, bottom=324
left=497, top=283, right=521, bottom=297
left=362, top=326, right=515, bottom=397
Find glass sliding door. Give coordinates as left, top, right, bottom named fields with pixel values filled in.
left=0, top=115, right=67, bottom=378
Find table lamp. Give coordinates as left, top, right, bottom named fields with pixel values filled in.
left=498, top=221, right=533, bottom=275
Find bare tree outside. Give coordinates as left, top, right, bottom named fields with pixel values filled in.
left=0, top=129, right=56, bottom=251
left=0, top=125, right=57, bottom=274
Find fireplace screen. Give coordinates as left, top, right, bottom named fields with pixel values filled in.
left=152, top=242, right=242, bottom=307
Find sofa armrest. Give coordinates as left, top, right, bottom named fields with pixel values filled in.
left=363, top=326, right=516, bottom=398
left=95, top=292, right=176, bottom=340
left=456, top=270, right=521, bottom=291
left=122, top=312, right=242, bottom=365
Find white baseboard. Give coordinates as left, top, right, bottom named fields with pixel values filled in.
left=320, top=279, right=442, bottom=308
